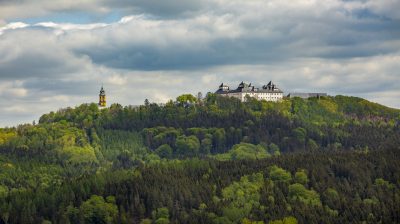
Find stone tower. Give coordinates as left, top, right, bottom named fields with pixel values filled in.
left=98, top=86, right=106, bottom=107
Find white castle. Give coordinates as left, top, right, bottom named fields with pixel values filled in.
left=215, top=81, right=284, bottom=102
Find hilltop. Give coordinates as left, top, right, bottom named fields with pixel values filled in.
left=0, top=94, right=399, bottom=223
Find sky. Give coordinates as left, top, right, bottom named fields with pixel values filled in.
left=0, top=0, right=400, bottom=127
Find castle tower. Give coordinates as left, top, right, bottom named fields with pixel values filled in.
left=98, top=85, right=106, bottom=107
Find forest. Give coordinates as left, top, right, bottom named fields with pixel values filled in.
left=0, top=94, right=399, bottom=223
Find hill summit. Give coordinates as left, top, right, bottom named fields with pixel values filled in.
left=0, top=94, right=399, bottom=223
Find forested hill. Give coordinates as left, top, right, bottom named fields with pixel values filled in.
left=0, top=94, right=399, bottom=224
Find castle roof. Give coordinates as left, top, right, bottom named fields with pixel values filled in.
left=215, top=81, right=283, bottom=94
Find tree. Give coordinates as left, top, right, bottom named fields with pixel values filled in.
left=269, top=216, right=298, bottom=224
left=80, top=195, right=118, bottom=224
left=175, top=135, right=200, bottom=156
left=201, top=137, right=212, bottom=154
left=155, top=144, right=173, bottom=158
left=197, top=92, right=203, bottom=103
left=306, top=139, right=318, bottom=151
left=269, top=166, right=291, bottom=182
left=294, top=170, right=308, bottom=185
left=176, top=94, right=197, bottom=105
left=221, top=173, right=264, bottom=222
left=66, top=205, right=80, bottom=224
left=213, top=129, right=226, bottom=153
left=323, top=188, right=339, bottom=209
left=60, top=146, right=98, bottom=167
left=292, top=127, right=306, bottom=144
left=114, top=150, right=134, bottom=169
left=288, top=184, right=321, bottom=206
left=268, top=143, right=280, bottom=156
left=229, top=143, right=269, bottom=160
left=242, top=218, right=264, bottom=224
left=140, top=219, right=152, bottom=224
left=152, top=207, right=170, bottom=224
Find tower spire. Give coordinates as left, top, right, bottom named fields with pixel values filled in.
left=99, top=85, right=106, bottom=107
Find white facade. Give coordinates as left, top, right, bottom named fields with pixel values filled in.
left=216, top=81, right=283, bottom=102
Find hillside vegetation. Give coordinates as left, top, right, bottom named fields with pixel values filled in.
left=0, top=94, right=399, bottom=223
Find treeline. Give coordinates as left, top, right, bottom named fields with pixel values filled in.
left=37, top=94, right=400, bottom=154
left=1, top=94, right=399, bottom=173
left=0, top=149, right=399, bottom=223
left=0, top=94, right=399, bottom=223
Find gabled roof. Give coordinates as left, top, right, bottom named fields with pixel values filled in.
left=238, top=81, right=250, bottom=89
left=216, top=81, right=283, bottom=94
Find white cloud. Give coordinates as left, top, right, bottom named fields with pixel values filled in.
left=0, top=81, right=28, bottom=98
left=0, top=22, right=29, bottom=35
left=152, top=92, right=173, bottom=103
left=34, top=22, right=108, bottom=32
left=202, top=74, right=218, bottom=85
left=40, top=95, right=70, bottom=103
left=7, top=88, right=28, bottom=97
left=107, top=74, right=127, bottom=85
left=364, top=90, right=400, bottom=109
left=3, top=105, right=29, bottom=113
left=0, top=0, right=399, bottom=126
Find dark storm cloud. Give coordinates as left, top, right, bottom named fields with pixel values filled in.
left=0, top=0, right=398, bottom=77
left=102, top=0, right=209, bottom=18
left=0, top=0, right=210, bottom=22
left=1, top=0, right=400, bottom=21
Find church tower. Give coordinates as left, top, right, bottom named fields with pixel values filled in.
left=99, top=85, right=106, bottom=107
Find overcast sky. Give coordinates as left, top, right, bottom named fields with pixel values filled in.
left=0, top=0, right=399, bottom=127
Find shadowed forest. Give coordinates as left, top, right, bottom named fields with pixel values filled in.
left=0, top=94, right=399, bottom=223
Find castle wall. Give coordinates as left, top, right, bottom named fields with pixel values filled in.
left=216, top=81, right=284, bottom=102
left=224, top=92, right=283, bottom=102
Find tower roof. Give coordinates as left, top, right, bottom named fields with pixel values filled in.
left=216, top=80, right=283, bottom=94
left=238, top=81, right=250, bottom=89
left=99, top=86, right=106, bottom=95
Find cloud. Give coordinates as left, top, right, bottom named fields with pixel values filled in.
left=0, top=0, right=105, bottom=21
left=0, top=22, right=29, bottom=35
left=34, top=21, right=108, bottom=31
left=1, top=0, right=399, bottom=21
left=0, top=81, right=28, bottom=98
left=49, top=11, right=396, bottom=71
left=0, top=0, right=212, bottom=21
left=0, top=0, right=399, bottom=126
left=107, top=74, right=127, bottom=85
left=0, top=28, right=96, bottom=79
left=102, top=0, right=210, bottom=18
left=365, top=0, right=400, bottom=20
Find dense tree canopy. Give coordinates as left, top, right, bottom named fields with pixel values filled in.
left=0, top=94, right=399, bottom=223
